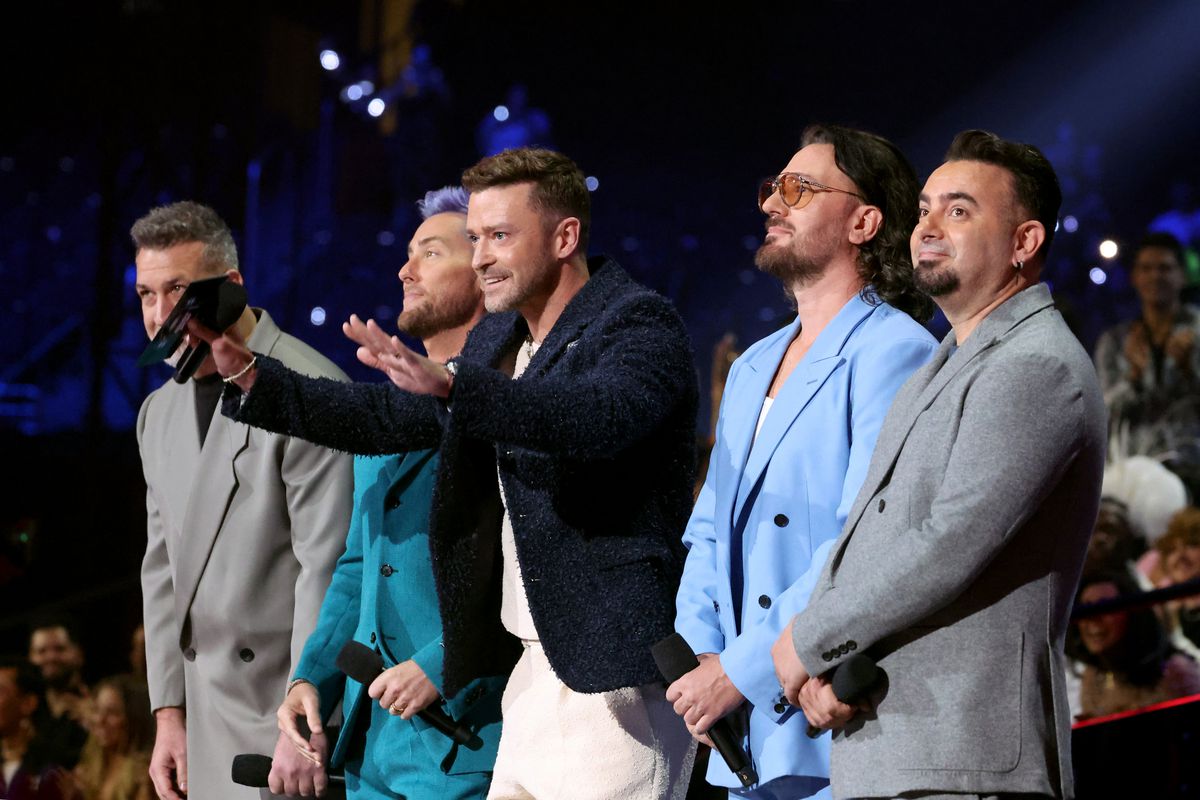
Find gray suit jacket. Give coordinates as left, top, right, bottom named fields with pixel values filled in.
left=791, top=284, right=1105, bottom=799
left=138, top=310, right=352, bottom=799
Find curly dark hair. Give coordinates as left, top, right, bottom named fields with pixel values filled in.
left=800, top=124, right=933, bottom=323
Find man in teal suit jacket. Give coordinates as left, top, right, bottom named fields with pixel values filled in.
left=670, top=125, right=937, bottom=799
left=273, top=187, right=503, bottom=799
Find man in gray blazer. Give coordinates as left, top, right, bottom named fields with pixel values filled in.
left=773, top=131, right=1106, bottom=799
left=133, top=202, right=352, bottom=799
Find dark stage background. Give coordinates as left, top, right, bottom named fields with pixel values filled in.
left=2, top=0, right=1200, bottom=680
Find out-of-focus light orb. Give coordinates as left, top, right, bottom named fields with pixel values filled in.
left=345, top=84, right=364, bottom=102
left=585, top=176, right=599, bottom=192
left=310, top=307, right=327, bottom=326
left=1089, top=267, right=1107, bottom=285
left=1062, top=215, right=1079, bottom=233
left=320, top=50, right=341, bottom=71
left=358, top=80, right=375, bottom=94
left=377, top=231, right=395, bottom=247
left=493, top=105, right=510, bottom=122
left=1099, top=239, right=1118, bottom=259
left=367, top=98, right=386, bottom=117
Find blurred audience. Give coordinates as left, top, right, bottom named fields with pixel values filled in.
left=0, top=656, right=71, bottom=799
left=71, top=676, right=152, bottom=800
left=26, top=621, right=88, bottom=769
left=1069, top=571, right=1200, bottom=720
left=1083, top=497, right=1149, bottom=578
left=1155, top=507, right=1200, bottom=656
left=1095, top=232, right=1200, bottom=496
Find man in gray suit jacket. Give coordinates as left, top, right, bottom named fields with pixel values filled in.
left=133, top=202, right=352, bottom=799
left=773, top=131, right=1106, bottom=799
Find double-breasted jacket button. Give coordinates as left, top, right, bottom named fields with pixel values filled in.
left=877, top=498, right=886, bottom=512
left=758, top=595, right=772, bottom=609
left=183, top=647, right=196, bottom=662
left=773, top=702, right=787, bottom=714
left=380, top=564, right=394, bottom=577
left=774, top=514, right=789, bottom=527
left=239, top=648, right=255, bottom=663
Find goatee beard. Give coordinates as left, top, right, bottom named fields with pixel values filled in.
left=914, top=260, right=959, bottom=297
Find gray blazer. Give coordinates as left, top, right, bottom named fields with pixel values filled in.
left=138, top=310, right=352, bottom=799
left=791, top=284, right=1105, bottom=799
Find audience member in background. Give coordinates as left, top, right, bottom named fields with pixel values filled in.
left=1084, top=497, right=1149, bottom=578
left=72, top=676, right=153, bottom=800
left=1155, top=507, right=1200, bottom=655
left=27, top=620, right=88, bottom=769
left=126, top=628, right=145, bottom=686
left=1095, top=232, right=1200, bottom=495
left=0, top=656, right=70, bottom=799
left=1070, top=571, right=1200, bottom=719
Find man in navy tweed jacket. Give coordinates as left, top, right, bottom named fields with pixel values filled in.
left=200, top=147, right=700, bottom=798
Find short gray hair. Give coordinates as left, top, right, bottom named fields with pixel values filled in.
left=416, top=186, right=470, bottom=220
left=130, top=201, right=239, bottom=273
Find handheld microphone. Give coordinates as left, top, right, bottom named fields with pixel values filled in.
left=805, top=653, right=880, bottom=738
left=230, top=754, right=345, bottom=788
left=652, top=633, right=758, bottom=788
left=335, top=641, right=480, bottom=748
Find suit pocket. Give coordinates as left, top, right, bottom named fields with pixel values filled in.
left=875, top=624, right=1023, bottom=773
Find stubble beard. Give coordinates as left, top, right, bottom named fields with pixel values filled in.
left=754, top=232, right=833, bottom=288
left=397, top=291, right=479, bottom=340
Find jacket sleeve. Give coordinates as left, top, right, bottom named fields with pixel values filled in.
left=719, top=336, right=936, bottom=715
left=446, top=295, right=696, bottom=459
left=292, top=457, right=370, bottom=722
left=674, top=361, right=736, bottom=658
left=137, top=395, right=186, bottom=712
left=225, top=356, right=444, bottom=455
left=791, top=351, right=1095, bottom=672
left=281, top=429, right=354, bottom=704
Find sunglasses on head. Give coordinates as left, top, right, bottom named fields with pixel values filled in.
left=758, top=172, right=865, bottom=211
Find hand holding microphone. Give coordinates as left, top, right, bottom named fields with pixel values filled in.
left=653, top=633, right=758, bottom=788
left=803, top=653, right=880, bottom=737
left=336, top=641, right=481, bottom=749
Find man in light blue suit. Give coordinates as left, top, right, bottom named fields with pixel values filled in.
left=669, top=125, right=938, bottom=799
left=272, top=187, right=503, bottom=799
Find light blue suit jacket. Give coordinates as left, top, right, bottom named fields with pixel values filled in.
left=294, top=452, right=504, bottom=791
left=676, top=294, right=936, bottom=792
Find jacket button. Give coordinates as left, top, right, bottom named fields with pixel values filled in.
left=380, top=564, right=394, bottom=577
left=712, top=600, right=720, bottom=613
left=369, top=632, right=377, bottom=644
left=877, top=498, right=886, bottom=512
left=822, top=651, right=833, bottom=662
left=774, top=514, right=789, bottom=527
left=183, top=647, right=196, bottom=662
left=847, top=640, right=858, bottom=651
left=239, top=648, right=255, bottom=663
left=773, top=702, right=787, bottom=714
left=838, top=643, right=849, bottom=655
left=758, top=595, right=771, bottom=609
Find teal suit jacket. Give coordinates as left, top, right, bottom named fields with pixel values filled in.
left=294, top=452, right=503, bottom=787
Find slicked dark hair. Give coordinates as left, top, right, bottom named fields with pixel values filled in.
left=462, top=147, right=591, bottom=253
left=944, top=130, right=1062, bottom=260
left=801, top=124, right=933, bottom=322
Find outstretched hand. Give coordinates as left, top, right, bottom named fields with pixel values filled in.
left=342, top=315, right=453, bottom=397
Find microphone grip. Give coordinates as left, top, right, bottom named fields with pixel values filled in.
left=418, top=704, right=475, bottom=745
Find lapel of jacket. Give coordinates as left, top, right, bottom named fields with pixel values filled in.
left=522, top=256, right=623, bottom=378
left=732, top=295, right=878, bottom=526
left=173, top=310, right=282, bottom=624
left=832, top=284, right=1057, bottom=561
